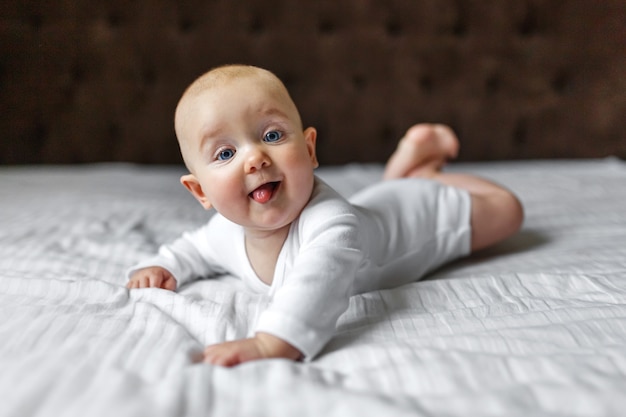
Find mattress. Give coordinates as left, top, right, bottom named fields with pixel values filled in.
left=1, top=159, right=625, bottom=417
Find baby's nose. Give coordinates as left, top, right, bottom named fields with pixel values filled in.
left=244, top=146, right=271, bottom=173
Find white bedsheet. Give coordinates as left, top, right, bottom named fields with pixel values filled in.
left=1, top=159, right=625, bottom=417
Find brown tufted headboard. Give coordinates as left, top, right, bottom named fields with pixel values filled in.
left=2, top=0, right=625, bottom=165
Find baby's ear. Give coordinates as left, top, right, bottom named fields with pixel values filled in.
left=303, top=127, right=319, bottom=169
left=180, top=174, right=213, bottom=210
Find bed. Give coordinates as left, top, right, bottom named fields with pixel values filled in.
left=1, top=158, right=625, bottom=416
left=3, top=2, right=626, bottom=415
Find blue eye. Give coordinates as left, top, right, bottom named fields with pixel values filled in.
left=217, top=149, right=235, bottom=161
left=264, top=131, right=282, bottom=143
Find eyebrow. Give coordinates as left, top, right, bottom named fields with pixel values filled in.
left=198, top=126, right=224, bottom=153
left=260, top=106, right=290, bottom=120
left=197, top=105, right=293, bottom=152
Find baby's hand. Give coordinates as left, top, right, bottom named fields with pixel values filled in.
left=126, top=266, right=177, bottom=291
left=203, top=333, right=303, bottom=367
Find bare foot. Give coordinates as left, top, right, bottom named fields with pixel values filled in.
left=383, top=124, right=460, bottom=180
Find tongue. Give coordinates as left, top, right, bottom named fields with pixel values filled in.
left=251, top=183, right=275, bottom=203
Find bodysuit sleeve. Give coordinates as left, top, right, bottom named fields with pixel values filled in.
left=126, top=215, right=228, bottom=287
left=254, top=182, right=363, bottom=359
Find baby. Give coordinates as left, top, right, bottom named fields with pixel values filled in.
left=127, top=64, right=524, bottom=366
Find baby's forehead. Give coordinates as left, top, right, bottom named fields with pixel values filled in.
left=187, top=79, right=291, bottom=121
left=176, top=67, right=302, bottom=136
left=186, top=68, right=280, bottom=97
left=190, top=72, right=296, bottom=114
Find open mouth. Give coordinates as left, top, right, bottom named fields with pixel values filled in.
left=249, top=181, right=281, bottom=204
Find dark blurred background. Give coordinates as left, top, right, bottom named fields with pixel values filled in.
left=1, top=0, right=625, bottom=166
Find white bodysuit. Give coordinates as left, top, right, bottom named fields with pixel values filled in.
left=128, top=177, right=471, bottom=359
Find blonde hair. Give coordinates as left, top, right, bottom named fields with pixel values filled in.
left=183, top=65, right=271, bottom=96
left=176, top=64, right=300, bottom=120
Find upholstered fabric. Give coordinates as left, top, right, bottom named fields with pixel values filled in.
left=2, top=0, right=625, bottom=164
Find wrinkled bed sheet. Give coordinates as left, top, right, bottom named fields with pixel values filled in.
left=1, top=159, right=625, bottom=417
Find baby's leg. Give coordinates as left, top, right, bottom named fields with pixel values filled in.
left=383, top=124, right=459, bottom=180
left=384, top=123, right=524, bottom=252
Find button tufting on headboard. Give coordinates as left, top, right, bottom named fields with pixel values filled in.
left=1, top=0, right=625, bottom=165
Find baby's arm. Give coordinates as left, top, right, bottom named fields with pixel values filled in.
left=202, top=193, right=362, bottom=366
left=126, top=266, right=177, bottom=290
left=125, top=217, right=224, bottom=290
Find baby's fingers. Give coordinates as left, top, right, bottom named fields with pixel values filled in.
left=127, top=268, right=177, bottom=290
left=148, top=274, right=164, bottom=288
left=126, top=278, right=145, bottom=289
left=127, top=274, right=154, bottom=289
left=152, top=271, right=177, bottom=290
left=162, top=276, right=177, bottom=291
left=203, top=348, right=232, bottom=367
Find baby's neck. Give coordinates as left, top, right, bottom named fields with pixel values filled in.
left=244, top=225, right=290, bottom=285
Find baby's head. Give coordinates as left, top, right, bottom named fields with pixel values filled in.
left=174, top=65, right=319, bottom=232
left=175, top=65, right=303, bottom=170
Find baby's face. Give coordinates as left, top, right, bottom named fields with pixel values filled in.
left=177, top=75, right=318, bottom=234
